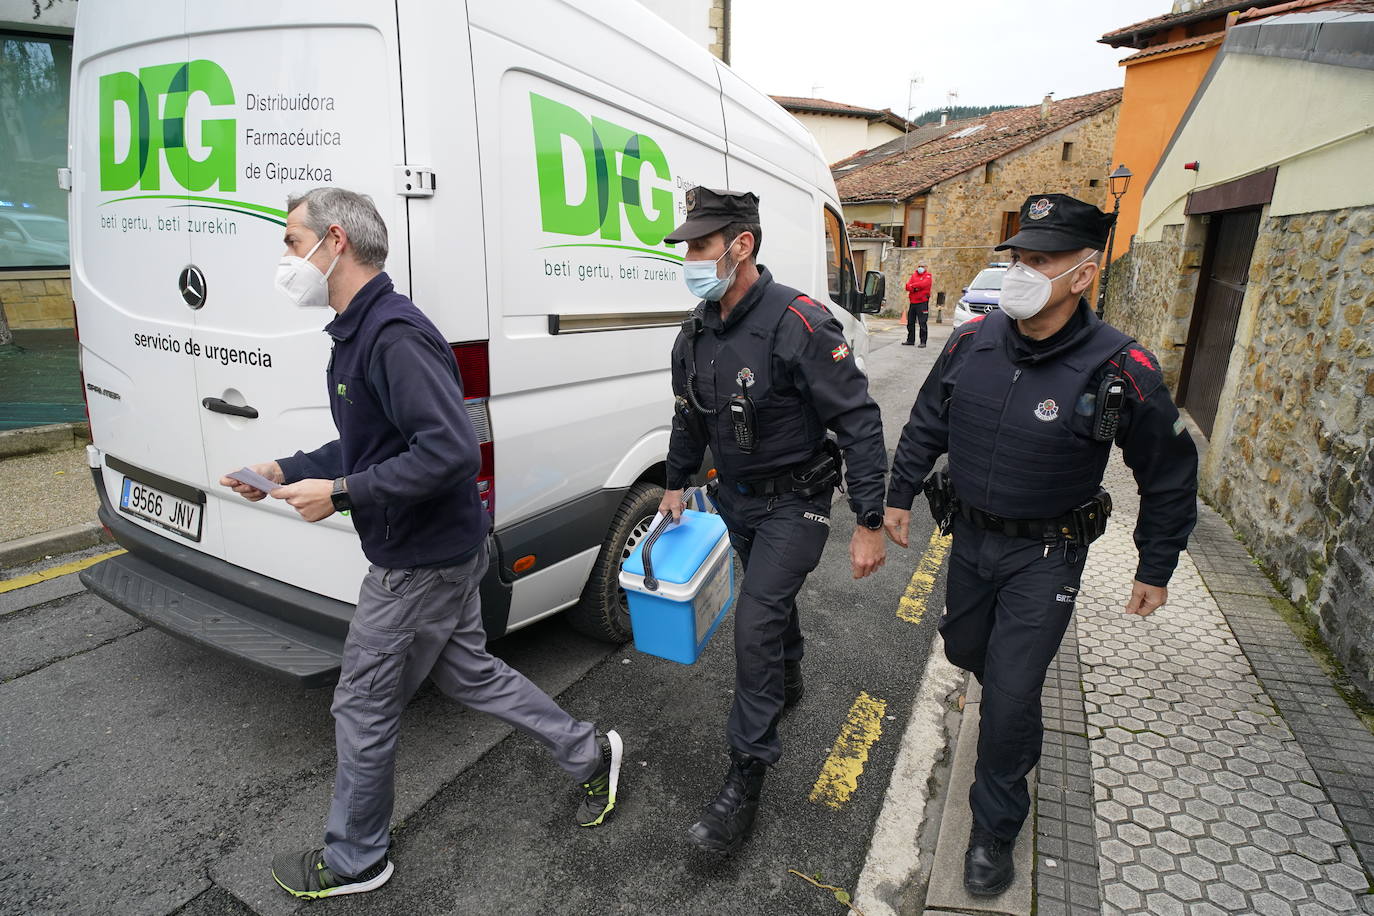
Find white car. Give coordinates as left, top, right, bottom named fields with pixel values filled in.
left=0, top=211, right=68, bottom=266
left=952, top=264, right=1008, bottom=327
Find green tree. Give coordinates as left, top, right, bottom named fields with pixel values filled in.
left=912, top=104, right=1016, bottom=124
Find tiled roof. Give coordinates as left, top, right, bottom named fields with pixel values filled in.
left=1120, top=32, right=1225, bottom=63
left=834, top=88, right=1123, bottom=203
left=1237, top=0, right=1374, bottom=18
left=771, top=96, right=915, bottom=130
left=1100, top=0, right=1288, bottom=46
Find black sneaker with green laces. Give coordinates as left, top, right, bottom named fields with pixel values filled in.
left=575, top=728, right=623, bottom=827
left=271, top=847, right=394, bottom=899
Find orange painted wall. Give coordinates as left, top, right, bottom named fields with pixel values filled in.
left=1108, top=43, right=1221, bottom=261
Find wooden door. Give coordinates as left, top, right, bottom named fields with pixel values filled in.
left=1178, top=209, right=1262, bottom=438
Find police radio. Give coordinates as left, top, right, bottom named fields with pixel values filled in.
left=728, top=397, right=757, bottom=453
left=1092, top=350, right=1129, bottom=442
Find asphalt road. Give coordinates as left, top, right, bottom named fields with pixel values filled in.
left=0, top=318, right=956, bottom=916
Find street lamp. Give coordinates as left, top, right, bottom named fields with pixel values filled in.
left=1096, top=163, right=1133, bottom=319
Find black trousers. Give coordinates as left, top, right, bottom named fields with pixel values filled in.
left=940, top=515, right=1088, bottom=841
left=905, top=303, right=929, bottom=344
left=713, top=484, right=834, bottom=764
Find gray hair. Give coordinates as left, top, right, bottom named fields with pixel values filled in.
left=286, top=187, right=388, bottom=270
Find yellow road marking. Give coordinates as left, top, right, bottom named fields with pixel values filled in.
left=897, top=527, right=951, bottom=624
left=0, top=549, right=125, bottom=595
left=809, top=690, right=887, bottom=809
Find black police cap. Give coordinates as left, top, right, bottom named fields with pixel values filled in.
left=995, top=193, right=1115, bottom=252
left=664, top=186, right=760, bottom=244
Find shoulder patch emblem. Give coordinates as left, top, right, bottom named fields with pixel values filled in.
left=1128, top=348, right=1156, bottom=371
left=1034, top=398, right=1060, bottom=422
left=831, top=343, right=851, bottom=362
left=736, top=367, right=755, bottom=387
left=1028, top=198, right=1054, bottom=220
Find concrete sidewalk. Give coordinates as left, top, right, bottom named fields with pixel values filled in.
left=0, top=423, right=107, bottom=570
left=918, top=453, right=1374, bottom=915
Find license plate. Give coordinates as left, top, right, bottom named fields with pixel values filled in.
left=119, top=476, right=203, bottom=541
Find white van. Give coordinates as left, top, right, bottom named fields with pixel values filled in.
left=70, top=0, right=885, bottom=687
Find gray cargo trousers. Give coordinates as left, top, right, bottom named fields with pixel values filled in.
left=322, top=543, right=601, bottom=876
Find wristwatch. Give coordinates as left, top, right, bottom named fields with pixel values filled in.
left=860, top=509, right=884, bottom=531
left=330, top=476, right=352, bottom=512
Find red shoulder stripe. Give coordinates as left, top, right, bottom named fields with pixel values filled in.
left=1128, top=348, right=1156, bottom=371
left=1108, top=359, right=1146, bottom=400
left=947, top=316, right=984, bottom=354
left=787, top=305, right=815, bottom=333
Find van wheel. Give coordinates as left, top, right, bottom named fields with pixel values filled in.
left=567, top=482, right=664, bottom=643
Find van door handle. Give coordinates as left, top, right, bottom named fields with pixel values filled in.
left=202, top=397, right=259, bottom=419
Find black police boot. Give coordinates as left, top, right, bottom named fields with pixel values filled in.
left=901, top=340, right=915, bottom=346
left=687, top=751, right=768, bottom=854
left=964, top=824, right=1014, bottom=897
left=783, top=659, right=804, bottom=710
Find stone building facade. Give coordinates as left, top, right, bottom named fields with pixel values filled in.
left=0, top=273, right=73, bottom=329
left=1108, top=10, right=1374, bottom=693
left=834, top=90, right=1121, bottom=315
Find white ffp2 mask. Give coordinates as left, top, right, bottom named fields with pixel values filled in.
left=274, top=234, right=340, bottom=308
left=998, top=252, right=1097, bottom=320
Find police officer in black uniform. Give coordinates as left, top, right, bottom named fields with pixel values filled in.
left=660, top=187, right=890, bottom=854
left=884, top=194, right=1199, bottom=896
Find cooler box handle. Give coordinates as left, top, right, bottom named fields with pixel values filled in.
left=641, top=486, right=704, bottom=591
left=639, top=512, right=675, bottom=591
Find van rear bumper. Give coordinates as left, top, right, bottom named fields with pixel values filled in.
left=82, top=469, right=512, bottom=688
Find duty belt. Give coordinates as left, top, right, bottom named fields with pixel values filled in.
left=727, top=441, right=843, bottom=499
left=957, top=489, right=1113, bottom=544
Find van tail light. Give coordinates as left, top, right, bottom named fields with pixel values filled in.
left=451, top=341, right=494, bottom=516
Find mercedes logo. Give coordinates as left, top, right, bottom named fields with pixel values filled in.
left=178, top=265, right=207, bottom=309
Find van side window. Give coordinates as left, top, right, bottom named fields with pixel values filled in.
left=823, top=206, right=855, bottom=306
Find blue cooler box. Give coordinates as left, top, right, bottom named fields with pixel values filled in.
left=619, top=510, right=735, bottom=665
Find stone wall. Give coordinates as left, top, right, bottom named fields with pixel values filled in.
left=1112, top=204, right=1374, bottom=695
left=1105, top=220, right=1207, bottom=389
left=0, top=275, right=74, bottom=329
left=878, top=104, right=1119, bottom=314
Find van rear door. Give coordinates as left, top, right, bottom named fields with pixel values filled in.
left=186, top=3, right=410, bottom=602
left=75, top=1, right=409, bottom=603
left=71, top=0, right=205, bottom=503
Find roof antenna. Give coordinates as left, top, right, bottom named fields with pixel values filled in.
left=903, top=74, right=923, bottom=149
left=941, top=88, right=958, bottom=127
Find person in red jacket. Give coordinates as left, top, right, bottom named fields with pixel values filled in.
left=904, top=264, right=933, bottom=347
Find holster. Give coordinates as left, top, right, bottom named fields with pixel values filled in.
left=790, top=439, right=843, bottom=498
left=922, top=470, right=957, bottom=535
left=674, top=394, right=708, bottom=443
left=1068, top=489, right=1113, bottom=544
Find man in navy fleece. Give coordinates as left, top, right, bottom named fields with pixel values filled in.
left=221, top=187, right=623, bottom=900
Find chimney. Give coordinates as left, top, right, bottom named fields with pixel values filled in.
left=940, top=110, right=948, bottom=127
left=1041, top=92, right=1053, bottom=119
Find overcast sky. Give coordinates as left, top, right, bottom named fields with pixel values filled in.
left=730, top=0, right=1169, bottom=118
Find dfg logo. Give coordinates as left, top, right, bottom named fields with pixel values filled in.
left=99, top=60, right=236, bottom=193
left=530, top=93, right=673, bottom=247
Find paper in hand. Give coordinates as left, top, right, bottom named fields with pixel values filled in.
left=227, top=467, right=281, bottom=493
